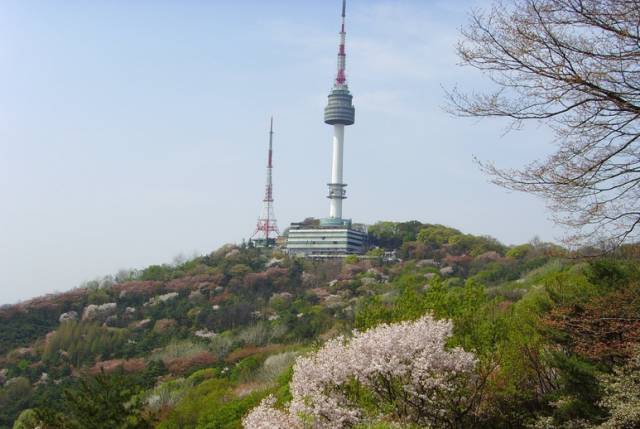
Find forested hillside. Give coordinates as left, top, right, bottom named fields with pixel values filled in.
left=2, top=221, right=639, bottom=428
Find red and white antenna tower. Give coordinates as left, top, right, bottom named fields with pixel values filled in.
left=336, top=0, right=347, bottom=86
left=251, top=117, right=280, bottom=246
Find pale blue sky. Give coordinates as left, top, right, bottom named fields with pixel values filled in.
left=0, top=0, right=559, bottom=304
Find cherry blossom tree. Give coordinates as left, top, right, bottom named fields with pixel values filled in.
left=243, top=315, right=481, bottom=428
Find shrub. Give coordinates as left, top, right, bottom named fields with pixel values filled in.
left=35, top=372, right=154, bottom=429
left=150, top=340, right=210, bottom=363
left=43, top=321, right=129, bottom=366
left=158, top=378, right=266, bottom=429
left=230, top=357, right=261, bottom=383
left=256, top=352, right=298, bottom=383
left=146, top=378, right=195, bottom=412
left=237, top=323, right=271, bottom=347
left=12, top=408, right=39, bottom=429
left=165, top=353, right=216, bottom=375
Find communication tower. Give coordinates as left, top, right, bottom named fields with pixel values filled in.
left=250, top=118, right=280, bottom=247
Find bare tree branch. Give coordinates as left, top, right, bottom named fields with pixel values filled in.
left=448, top=0, right=640, bottom=247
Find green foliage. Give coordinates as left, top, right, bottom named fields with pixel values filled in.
left=195, top=391, right=265, bottom=429
left=150, top=340, right=209, bottom=363
left=12, top=409, right=38, bottom=429
left=35, top=371, right=154, bottom=429
left=157, top=378, right=266, bottom=429
left=0, top=307, right=60, bottom=354
left=354, top=296, right=394, bottom=330
left=417, top=224, right=461, bottom=248
left=158, top=350, right=297, bottom=429
left=228, top=264, right=251, bottom=278
left=43, top=321, right=129, bottom=366
left=548, top=353, right=603, bottom=423
left=87, top=288, right=112, bottom=305
left=586, top=259, right=639, bottom=291
left=140, top=360, right=167, bottom=388
left=16, top=360, right=29, bottom=373
left=365, top=247, right=384, bottom=257
left=369, top=221, right=510, bottom=260
left=343, top=255, right=359, bottom=264
left=2, top=222, right=640, bottom=429
left=449, top=233, right=506, bottom=256
left=145, top=377, right=195, bottom=413
left=542, top=270, right=598, bottom=308
left=230, top=356, right=260, bottom=383
left=188, top=368, right=219, bottom=384
left=469, top=260, right=520, bottom=285
left=0, top=378, right=33, bottom=429
left=507, top=243, right=533, bottom=259
left=272, top=364, right=294, bottom=406
left=140, top=265, right=173, bottom=281
left=349, top=255, right=640, bottom=427
left=368, top=220, right=425, bottom=249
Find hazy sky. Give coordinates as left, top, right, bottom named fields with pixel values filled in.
left=0, top=0, right=561, bottom=304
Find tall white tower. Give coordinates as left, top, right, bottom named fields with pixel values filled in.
left=323, top=0, right=355, bottom=225
left=285, top=0, right=367, bottom=256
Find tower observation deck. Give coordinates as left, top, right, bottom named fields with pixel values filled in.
left=325, top=88, right=355, bottom=126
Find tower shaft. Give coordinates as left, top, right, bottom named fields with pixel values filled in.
left=329, top=125, right=345, bottom=218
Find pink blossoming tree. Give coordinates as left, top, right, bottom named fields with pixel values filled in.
left=243, top=315, right=482, bottom=428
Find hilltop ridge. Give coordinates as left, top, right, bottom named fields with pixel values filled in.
left=1, top=221, right=639, bottom=428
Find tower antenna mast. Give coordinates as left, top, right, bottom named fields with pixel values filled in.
left=336, top=0, right=347, bottom=86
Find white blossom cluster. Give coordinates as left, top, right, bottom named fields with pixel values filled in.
left=243, top=315, right=477, bottom=428
left=596, top=349, right=640, bottom=429
left=242, top=395, right=301, bottom=429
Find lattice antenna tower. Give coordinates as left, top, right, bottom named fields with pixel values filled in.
left=251, top=117, right=280, bottom=246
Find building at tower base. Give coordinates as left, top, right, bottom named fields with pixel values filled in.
left=286, top=219, right=367, bottom=257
